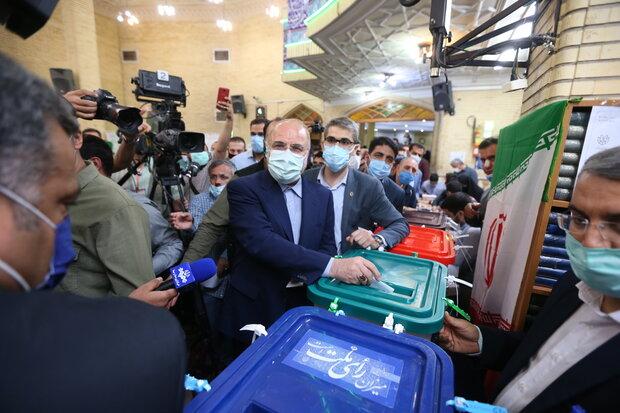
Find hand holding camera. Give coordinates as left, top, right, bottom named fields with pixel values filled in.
left=63, top=89, right=98, bottom=119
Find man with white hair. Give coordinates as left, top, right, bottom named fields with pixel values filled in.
left=438, top=146, right=620, bottom=411
left=219, top=118, right=381, bottom=351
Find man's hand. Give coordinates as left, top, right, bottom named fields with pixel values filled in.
left=346, top=228, right=380, bottom=249
left=129, top=277, right=179, bottom=309
left=329, top=256, right=381, bottom=285
left=435, top=312, right=480, bottom=354
left=169, top=212, right=193, bottom=230
left=63, top=89, right=98, bottom=119
left=216, top=98, right=233, bottom=122
left=464, top=202, right=481, bottom=219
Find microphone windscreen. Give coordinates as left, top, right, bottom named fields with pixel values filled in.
left=171, top=258, right=217, bottom=289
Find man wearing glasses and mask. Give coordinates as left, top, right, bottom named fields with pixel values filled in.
left=437, top=146, right=620, bottom=412
left=304, top=117, right=408, bottom=255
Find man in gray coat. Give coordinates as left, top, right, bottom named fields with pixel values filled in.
left=304, top=117, right=409, bottom=254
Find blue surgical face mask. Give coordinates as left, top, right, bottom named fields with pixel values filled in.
left=38, top=216, right=76, bottom=290
left=322, top=145, right=351, bottom=173
left=0, top=186, right=73, bottom=291
left=368, top=159, right=391, bottom=180
left=251, top=135, right=265, bottom=154
left=412, top=155, right=422, bottom=163
left=399, top=171, right=415, bottom=186
left=192, top=151, right=211, bottom=166
left=565, top=232, right=620, bottom=298
left=267, top=149, right=306, bottom=185
left=209, top=184, right=225, bottom=198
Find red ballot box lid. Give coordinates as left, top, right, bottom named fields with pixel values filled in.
left=388, top=225, right=455, bottom=266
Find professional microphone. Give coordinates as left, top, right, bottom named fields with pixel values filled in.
left=155, top=258, right=217, bottom=291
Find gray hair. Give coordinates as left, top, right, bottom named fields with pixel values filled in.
left=579, top=146, right=620, bottom=181
left=0, top=53, right=79, bottom=227
left=450, top=158, right=464, bottom=166
left=207, top=159, right=236, bottom=175
left=325, top=117, right=360, bottom=143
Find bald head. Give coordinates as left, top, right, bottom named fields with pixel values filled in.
left=266, top=118, right=310, bottom=157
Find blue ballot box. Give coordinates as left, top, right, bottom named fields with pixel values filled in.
left=185, top=307, right=454, bottom=413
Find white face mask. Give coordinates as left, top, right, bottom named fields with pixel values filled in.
left=0, top=186, right=57, bottom=291
left=348, top=155, right=361, bottom=170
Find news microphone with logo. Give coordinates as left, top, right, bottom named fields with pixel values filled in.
left=155, top=258, right=217, bottom=291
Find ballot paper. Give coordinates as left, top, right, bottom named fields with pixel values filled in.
left=577, top=106, right=620, bottom=176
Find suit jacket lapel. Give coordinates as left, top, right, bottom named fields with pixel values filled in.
left=258, top=171, right=294, bottom=242
left=299, top=177, right=318, bottom=248
left=340, top=169, right=356, bottom=252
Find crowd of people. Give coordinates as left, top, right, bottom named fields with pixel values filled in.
left=0, top=52, right=618, bottom=412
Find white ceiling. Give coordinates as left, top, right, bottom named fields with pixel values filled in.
left=284, top=0, right=532, bottom=101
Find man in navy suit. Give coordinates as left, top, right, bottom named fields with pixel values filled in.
left=437, top=147, right=620, bottom=412
left=220, top=119, right=381, bottom=347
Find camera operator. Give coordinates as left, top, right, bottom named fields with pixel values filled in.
left=0, top=53, right=185, bottom=413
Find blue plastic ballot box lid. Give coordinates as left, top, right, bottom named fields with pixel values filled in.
left=185, top=307, right=454, bottom=413
left=308, top=250, right=447, bottom=335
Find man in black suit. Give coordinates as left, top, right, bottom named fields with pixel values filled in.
left=0, top=53, right=186, bottom=412
left=220, top=119, right=381, bottom=347
left=437, top=147, right=620, bottom=412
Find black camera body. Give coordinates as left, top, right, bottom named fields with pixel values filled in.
left=311, top=120, right=325, bottom=134
left=82, top=89, right=142, bottom=135
left=153, top=129, right=205, bottom=154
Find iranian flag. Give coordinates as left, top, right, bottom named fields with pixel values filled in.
left=470, top=100, right=568, bottom=330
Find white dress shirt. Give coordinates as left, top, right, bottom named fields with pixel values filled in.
left=317, top=167, right=348, bottom=254
left=494, top=282, right=620, bottom=412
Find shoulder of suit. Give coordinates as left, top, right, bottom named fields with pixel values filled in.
left=0, top=291, right=183, bottom=334
left=229, top=169, right=266, bottom=188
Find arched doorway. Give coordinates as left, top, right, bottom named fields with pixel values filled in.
left=284, top=103, right=324, bottom=145
left=346, top=99, right=435, bottom=148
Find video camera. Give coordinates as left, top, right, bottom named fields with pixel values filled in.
left=81, top=89, right=143, bottom=135
left=132, top=69, right=205, bottom=157
left=127, top=69, right=205, bottom=209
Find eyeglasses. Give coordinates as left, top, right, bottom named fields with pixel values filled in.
left=557, top=212, right=620, bottom=242
left=324, top=135, right=356, bottom=149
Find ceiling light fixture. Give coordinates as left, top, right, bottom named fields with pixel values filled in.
left=208, top=0, right=223, bottom=4
left=157, top=4, right=176, bottom=17
left=266, top=5, right=280, bottom=18
left=117, top=10, right=139, bottom=25
left=216, top=19, right=233, bottom=32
